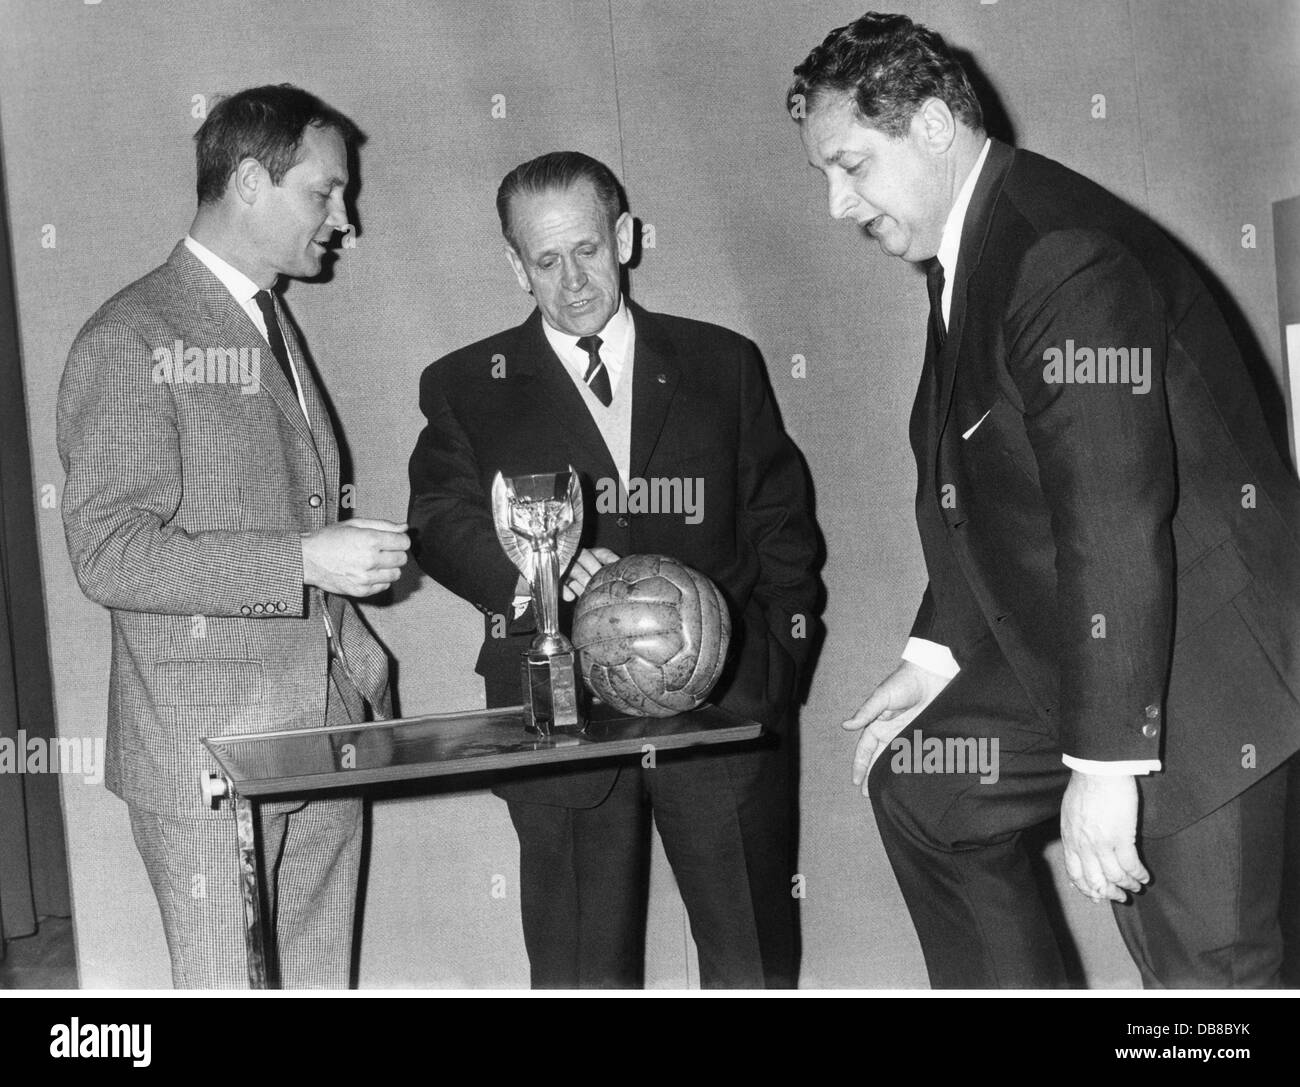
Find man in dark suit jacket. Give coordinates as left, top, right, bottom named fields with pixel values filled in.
left=58, top=85, right=409, bottom=987
left=791, top=13, right=1300, bottom=987
left=408, top=151, right=818, bottom=988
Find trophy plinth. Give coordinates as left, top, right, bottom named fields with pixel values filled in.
left=521, top=645, right=581, bottom=734
left=491, top=468, right=586, bottom=737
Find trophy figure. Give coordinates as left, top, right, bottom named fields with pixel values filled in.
left=491, top=468, right=586, bottom=735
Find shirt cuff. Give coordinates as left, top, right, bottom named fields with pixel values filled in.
left=1061, top=755, right=1161, bottom=776
left=510, top=574, right=531, bottom=620
left=901, top=637, right=961, bottom=679
left=900, top=641, right=1160, bottom=775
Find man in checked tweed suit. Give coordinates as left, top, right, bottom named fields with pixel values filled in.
left=57, top=85, right=409, bottom=988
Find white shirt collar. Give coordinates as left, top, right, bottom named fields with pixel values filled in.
left=935, top=137, right=991, bottom=323
left=184, top=235, right=262, bottom=306
left=183, top=235, right=311, bottom=424
left=540, top=296, right=634, bottom=389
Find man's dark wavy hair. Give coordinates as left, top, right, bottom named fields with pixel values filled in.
left=194, top=84, right=361, bottom=204
left=787, top=11, right=983, bottom=136
left=496, top=151, right=626, bottom=251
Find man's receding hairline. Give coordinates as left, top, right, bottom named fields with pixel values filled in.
left=510, top=176, right=606, bottom=207
left=230, top=120, right=347, bottom=185
left=503, top=177, right=620, bottom=242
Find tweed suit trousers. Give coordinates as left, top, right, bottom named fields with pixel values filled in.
left=127, top=680, right=363, bottom=989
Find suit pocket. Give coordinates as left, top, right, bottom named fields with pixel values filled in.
left=957, top=398, right=1036, bottom=484
left=765, top=634, right=796, bottom=718
left=711, top=603, right=776, bottom=728
left=153, top=659, right=264, bottom=705
left=960, top=406, right=994, bottom=441
left=1173, top=538, right=1252, bottom=643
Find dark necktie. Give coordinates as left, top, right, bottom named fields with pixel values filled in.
left=913, top=257, right=947, bottom=464
left=925, top=258, right=947, bottom=351
left=576, top=334, right=613, bottom=407
left=253, top=289, right=298, bottom=391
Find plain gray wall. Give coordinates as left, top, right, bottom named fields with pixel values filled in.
left=2, top=0, right=1295, bottom=988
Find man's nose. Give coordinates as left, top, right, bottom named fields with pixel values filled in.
left=827, top=176, right=858, bottom=220
left=326, top=192, right=349, bottom=232
left=561, top=258, right=586, bottom=291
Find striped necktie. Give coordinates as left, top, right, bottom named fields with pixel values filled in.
left=576, top=334, right=613, bottom=406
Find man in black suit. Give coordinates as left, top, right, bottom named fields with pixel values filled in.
left=408, top=152, right=817, bottom=988
left=790, top=12, right=1300, bottom=987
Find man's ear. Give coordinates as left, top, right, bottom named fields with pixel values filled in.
left=614, top=211, right=634, bottom=265
left=505, top=244, right=531, bottom=293
left=232, top=157, right=265, bottom=205
left=916, top=97, right=957, bottom=154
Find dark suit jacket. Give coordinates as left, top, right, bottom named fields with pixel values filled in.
left=408, top=301, right=818, bottom=806
left=914, top=138, right=1300, bottom=835
left=57, top=242, right=392, bottom=816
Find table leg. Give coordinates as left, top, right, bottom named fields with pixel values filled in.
left=234, top=793, right=270, bottom=989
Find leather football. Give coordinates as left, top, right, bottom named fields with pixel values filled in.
left=572, top=554, right=731, bottom=717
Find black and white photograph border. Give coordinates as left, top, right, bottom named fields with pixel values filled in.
left=0, top=0, right=1297, bottom=1010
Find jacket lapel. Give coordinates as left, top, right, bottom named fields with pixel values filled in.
left=168, top=242, right=322, bottom=459
left=513, top=309, right=620, bottom=478
left=626, top=301, right=680, bottom=481
left=934, top=139, right=1015, bottom=446
left=270, top=293, right=332, bottom=476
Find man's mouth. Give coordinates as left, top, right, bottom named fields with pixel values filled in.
left=311, top=239, right=328, bottom=252
left=568, top=298, right=593, bottom=310
left=863, top=215, right=885, bottom=234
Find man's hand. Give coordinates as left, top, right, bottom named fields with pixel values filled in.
left=1060, top=771, right=1150, bottom=903
left=562, top=547, right=620, bottom=601
left=842, top=660, right=952, bottom=797
left=301, top=518, right=410, bottom=597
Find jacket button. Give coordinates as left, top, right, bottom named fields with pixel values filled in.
left=616, top=515, right=629, bottom=528
left=1142, top=722, right=1159, bottom=739
left=276, top=601, right=287, bottom=612
left=1144, top=704, right=1160, bottom=719
left=253, top=603, right=264, bottom=614
left=657, top=373, right=667, bottom=384
left=240, top=605, right=252, bottom=616
left=308, top=494, right=323, bottom=508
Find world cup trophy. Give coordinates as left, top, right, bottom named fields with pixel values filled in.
left=490, top=468, right=586, bottom=735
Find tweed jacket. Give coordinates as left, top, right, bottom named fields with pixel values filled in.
left=58, top=241, right=391, bottom=816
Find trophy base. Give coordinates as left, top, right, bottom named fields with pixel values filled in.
left=520, top=649, right=585, bottom=736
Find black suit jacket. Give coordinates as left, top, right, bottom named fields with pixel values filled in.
left=913, top=138, right=1300, bottom=835
left=408, top=301, right=818, bottom=806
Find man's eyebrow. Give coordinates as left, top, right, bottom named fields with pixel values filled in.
left=806, top=149, right=848, bottom=170
left=527, top=242, right=561, bottom=260
left=534, top=234, right=601, bottom=256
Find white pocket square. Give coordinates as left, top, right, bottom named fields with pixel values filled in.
left=962, top=408, right=992, bottom=440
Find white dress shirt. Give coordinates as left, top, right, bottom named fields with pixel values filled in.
left=511, top=298, right=637, bottom=617
left=539, top=297, right=635, bottom=485
left=897, top=140, right=1158, bottom=776
left=184, top=235, right=310, bottom=422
